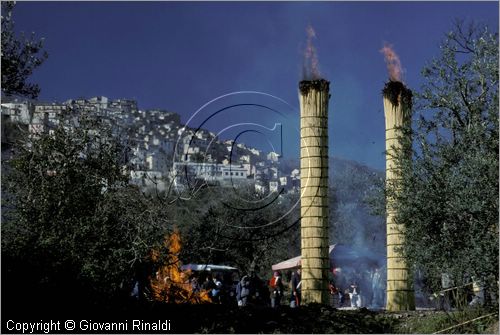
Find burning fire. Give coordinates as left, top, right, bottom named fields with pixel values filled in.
left=380, top=43, right=402, bottom=82
left=150, top=230, right=211, bottom=303
left=303, top=24, right=321, bottom=80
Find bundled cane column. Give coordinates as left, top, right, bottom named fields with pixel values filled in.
left=300, top=79, right=330, bottom=305
left=383, top=80, right=415, bottom=311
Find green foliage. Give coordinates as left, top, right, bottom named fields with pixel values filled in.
left=1, top=1, right=48, bottom=98
left=189, top=152, right=205, bottom=163
left=1, top=114, right=27, bottom=150
left=2, top=115, right=170, bottom=298
left=387, top=21, right=498, bottom=297
left=175, top=186, right=300, bottom=277
left=395, top=307, right=498, bottom=334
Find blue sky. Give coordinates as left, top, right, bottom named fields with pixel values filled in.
left=13, top=1, right=499, bottom=170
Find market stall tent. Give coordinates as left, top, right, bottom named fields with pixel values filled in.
left=271, top=244, right=382, bottom=271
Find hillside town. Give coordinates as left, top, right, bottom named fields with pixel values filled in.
left=1, top=96, right=300, bottom=194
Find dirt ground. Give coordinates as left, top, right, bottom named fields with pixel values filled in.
left=4, top=297, right=497, bottom=334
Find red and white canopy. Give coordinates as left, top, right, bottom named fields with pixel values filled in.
left=271, top=244, right=381, bottom=271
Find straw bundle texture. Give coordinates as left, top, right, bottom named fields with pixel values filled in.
left=300, top=79, right=330, bottom=305
left=383, top=81, right=415, bottom=311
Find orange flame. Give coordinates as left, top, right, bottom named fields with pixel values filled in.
left=303, top=25, right=321, bottom=80
left=380, top=43, right=402, bottom=82
left=150, top=230, right=212, bottom=304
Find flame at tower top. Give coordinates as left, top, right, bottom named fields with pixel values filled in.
left=380, top=43, right=411, bottom=108
left=302, top=25, right=322, bottom=81
left=380, top=43, right=403, bottom=82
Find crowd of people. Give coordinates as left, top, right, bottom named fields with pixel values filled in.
left=185, top=269, right=302, bottom=308
left=185, top=265, right=384, bottom=309
left=328, top=265, right=386, bottom=309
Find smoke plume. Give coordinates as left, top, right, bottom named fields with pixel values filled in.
left=303, top=25, right=321, bottom=80
left=380, top=43, right=402, bottom=82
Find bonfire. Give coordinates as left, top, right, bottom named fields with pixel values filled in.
left=150, top=230, right=211, bottom=303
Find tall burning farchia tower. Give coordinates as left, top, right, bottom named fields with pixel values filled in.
left=299, top=25, right=330, bottom=305
left=381, top=44, right=415, bottom=311
left=300, top=79, right=330, bottom=305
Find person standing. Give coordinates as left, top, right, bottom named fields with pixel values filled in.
left=290, top=268, right=302, bottom=308
left=202, top=274, right=216, bottom=293
left=269, top=271, right=284, bottom=308
left=348, top=281, right=361, bottom=308
left=371, top=267, right=384, bottom=308
left=190, top=274, right=201, bottom=293
left=236, top=275, right=251, bottom=307
left=211, top=277, right=223, bottom=304
left=249, top=271, right=265, bottom=305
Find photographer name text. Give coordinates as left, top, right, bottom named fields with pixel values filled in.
left=6, top=319, right=171, bottom=333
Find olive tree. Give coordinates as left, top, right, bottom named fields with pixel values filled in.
left=390, top=21, right=498, bottom=300
left=2, top=114, right=171, bottom=303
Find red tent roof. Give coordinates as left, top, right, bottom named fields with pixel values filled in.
left=271, top=245, right=336, bottom=271
left=271, top=244, right=382, bottom=271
